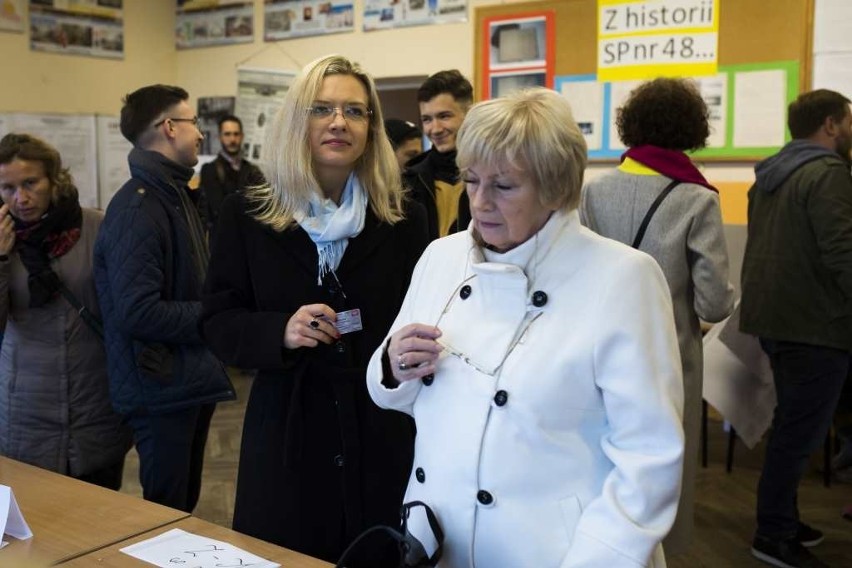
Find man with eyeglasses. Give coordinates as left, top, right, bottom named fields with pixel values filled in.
left=93, top=84, right=235, bottom=512
left=403, top=70, right=473, bottom=240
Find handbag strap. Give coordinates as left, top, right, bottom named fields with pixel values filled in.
left=631, top=179, right=680, bottom=249
left=58, top=284, right=104, bottom=339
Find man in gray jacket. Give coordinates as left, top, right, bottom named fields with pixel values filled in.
left=741, top=89, right=852, bottom=568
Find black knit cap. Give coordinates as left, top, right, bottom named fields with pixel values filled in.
left=384, top=119, right=422, bottom=149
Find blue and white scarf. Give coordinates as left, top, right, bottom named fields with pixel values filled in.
left=296, top=173, right=367, bottom=284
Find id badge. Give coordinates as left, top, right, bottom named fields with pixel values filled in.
left=327, top=308, right=363, bottom=334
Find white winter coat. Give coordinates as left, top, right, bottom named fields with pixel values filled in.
left=367, top=210, right=685, bottom=568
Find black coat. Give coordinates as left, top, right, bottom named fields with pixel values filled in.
left=402, top=150, right=470, bottom=241
left=198, top=155, right=264, bottom=236
left=201, top=194, right=429, bottom=565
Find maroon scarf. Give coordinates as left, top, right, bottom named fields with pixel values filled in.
left=13, top=192, right=82, bottom=307
left=622, top=145, right=718, bottom=193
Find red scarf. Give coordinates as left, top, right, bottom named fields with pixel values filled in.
left=622, top=145, right=717, bottom=193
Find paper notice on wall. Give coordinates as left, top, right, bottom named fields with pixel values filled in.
left=0, top=114, right=99, bottom=208
left=608, top=79, right=641, bottom=151
left=559, top=80, right=605, bottom=151
left=96, top=116, right=132, bottom=209
left=733, top=70, right=787, bottom=148
left=696, top=73, right=728, bottom=148
left=121, top=528, right=279, bottom=568
left=1, top=485, right=33, bottom=549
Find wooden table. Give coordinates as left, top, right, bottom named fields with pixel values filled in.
left=0, top=457, right=189, bottom=566
left=59, top=517, right=333, bottom=567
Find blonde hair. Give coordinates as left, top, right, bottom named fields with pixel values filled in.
left=456, top=88, right=588, bottom=211
left=249, top=54, right=404, bottom=231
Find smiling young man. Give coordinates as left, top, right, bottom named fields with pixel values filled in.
left=403, top=69, right=473, bottom=240
left=93, top=84, right=234, bottom=513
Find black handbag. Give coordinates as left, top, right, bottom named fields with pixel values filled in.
left=335, top=501, right=444, bottom=568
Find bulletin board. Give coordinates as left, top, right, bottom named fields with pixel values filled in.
left=473, top=0, right=815, bottom=161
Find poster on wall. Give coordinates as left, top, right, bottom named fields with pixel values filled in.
left=95, top=115, right=132, bottom=208
left=234, top=67, right=297, bottom=163
left=264, top=0, right=354, bottom=40
left=362, top=0, right=467, bottom=32
left=30, top=0, right=124, bottom=59
left=481, top=11, right=555, bottom=100
left=0, top=113, right=99, bottom=207
left=0, top=0, right=25, bottom=32
left=176, top=0, right=254, bottom=49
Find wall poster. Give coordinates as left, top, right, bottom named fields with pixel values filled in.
left=30, top=0, right=124, bottom=59
left=176, top=0, right=254, bottom=49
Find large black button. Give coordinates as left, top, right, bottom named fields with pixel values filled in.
left=532, top=290, right=548, bottom=307
left=335, top=341, right=346, bottom=354
left=459, top=285, right=472, bottom=300
left=422, top=374, right=434, bottom=386
left=415, top=467, right=426, bottom=483
left=334, top=454, right=344, bottom=467
left=494, top=390, right=508, bottom=407
left=477, top=490, right=493, bottom=505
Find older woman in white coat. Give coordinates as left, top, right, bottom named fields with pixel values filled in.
left=367, top=88, right=686, bottom=568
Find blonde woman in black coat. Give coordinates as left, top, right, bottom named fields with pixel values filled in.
left=201, top=55, right=428, bottom=565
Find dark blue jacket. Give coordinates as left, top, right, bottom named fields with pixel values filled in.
left=94, top=149, right=234, bottom=415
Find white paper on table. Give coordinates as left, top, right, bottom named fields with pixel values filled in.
left=120, top=528, right=280, bottom=568
left=0, top=484, right=34, bottom=549
left=733, top=70, right=787, bottom=148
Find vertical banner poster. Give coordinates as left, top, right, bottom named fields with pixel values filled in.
left=234, top=67, right=297, bottom=163
left=30, top=0, right=124, bottom=59
left=264, top=0, right=354, bottom=40
left=481, top=11, right=555, bottom=100
left=176, top=0, right=254, bottom=49
left=363, top=0, right=467, bottom=32
left=597, top=0, right=719, bottom=81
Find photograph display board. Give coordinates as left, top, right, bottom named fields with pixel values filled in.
left=176, top=0, right=254, bottom=49
left=234, top=67, right=297, bottom=164
left=363, top=0, right=467, bottom=32
left=30, top=0, right=124, bottom=59
left=475, top=0, right=814, bottom=161
left=264, top=0, right=354, bottom=40
left=481, top=10, right=555, bottom=99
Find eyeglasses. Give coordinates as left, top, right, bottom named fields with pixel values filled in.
left=306, top=103, right=372, bottom=123
left=433, top=276, right=542, bottom=377
left=153, top=116, right=199, bottom=128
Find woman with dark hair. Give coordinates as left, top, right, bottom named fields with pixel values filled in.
left=580, top=77, right=735, bottom=554
left=201, top=55, right=428, bottom=564
left=0, top=133, right=130, bottom=488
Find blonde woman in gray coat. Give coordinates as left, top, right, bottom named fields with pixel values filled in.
left=0, top=134, right=131, bottom=489
left=580, top=78, right=735, bottom=555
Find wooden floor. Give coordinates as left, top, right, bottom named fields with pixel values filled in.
left=120, top=371, right=852, bottom=567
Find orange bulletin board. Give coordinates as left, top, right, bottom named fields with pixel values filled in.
left=474, top=0, right=815, bottom=162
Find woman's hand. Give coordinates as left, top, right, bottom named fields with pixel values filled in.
left=283, top=303, right=340, bottom=349
left=0, top=204, right=15, bottom=255
left=387, top=323, right=443, bottom=383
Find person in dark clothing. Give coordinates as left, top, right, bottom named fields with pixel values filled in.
left=93, top=84, right=235, bottom=513
left=384, top=118, right=422, bottom=171
left=198, top=115, right=264, bottom=238
left=740, top=89, right=852, bottom=568
left=201, top=55, right=428, bottom=566
left=402, top=70, right=472, bottom=240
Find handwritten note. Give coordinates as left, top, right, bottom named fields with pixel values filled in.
left=120, top=528, right=280, bottom=568
left=0, top=484, right=34, bottom=550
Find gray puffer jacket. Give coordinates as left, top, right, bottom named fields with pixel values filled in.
left=0, top=208, right=131, bottom=477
